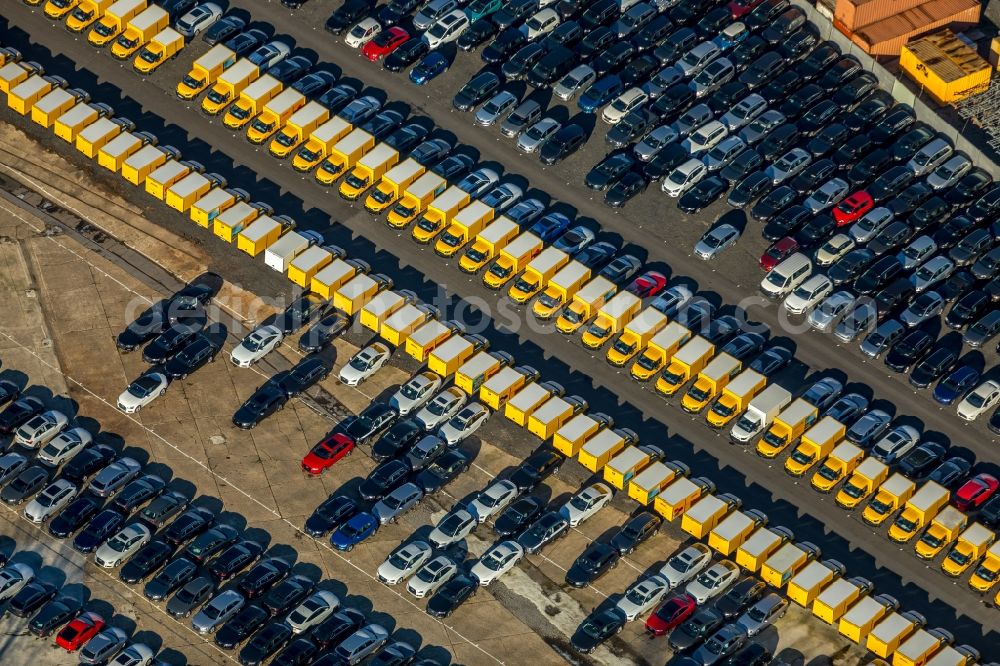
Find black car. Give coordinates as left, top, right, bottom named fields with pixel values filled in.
left=874, top=279, right=915, bottom=319
left=855, top=256, right=903, bottom=295
left=739, top=51, right=786, bottom=90
left=1, top=465, right=49, bottom=505
left=888, top=182, right=933, bottom=217
left=728, top=34, right=767, bottom=71
left=758, top=124, right=800, bottom=163
left=415, top=448, right=471, bottom=493
left=113, top=474, right=166, bottom=515
left=482, top=27, right=527, bottom=64
left=202, top=15, right=245, bottom=45
left=678, top=176, right=728, bottom=213
left=620, top=54, right=660, bottom=89
left=935, top=215, right=977, bottom=251
left=459, top=18, right=500, bottom=51
left=578, top=25, right=615, bottom=59
left=144, top=556, right=198, bottom=601
left=0, top=379, right=20, bottom=409
left=493, top=495, right=546, bottom=538
left=164, top=333, right=222, bottom=379
left=209, top=540, right=265, bottom=581
left=115, top=301, right=168, bottom=352
left=509, top=449, right=562, bottom=491
left=272, top=637, right=318, bottom=665
left=832, top=133, right=873, bottom=169
left=796, top=100, right=839, bottom=136
left=927, top=456, right=972, bottom=488
left=7, top=580, right=57, bottom=618
left=377, top=0, right=419, bottom=26
left=359, top=459, right=411, bottom=501
left=778, top=83, right=823, bottom=121
left=707, top=82, right=750, bottom=118
left=318, top=83, right=360, bottom=113
left=587, top=151, right=636, bottom=191
left=968, top=184, right=1000, bottom=222
left=326, top=0, right=374, bottom=34
left=312, top=608, right=366, bottom=650
left=163, top=506, right=214, bottom=546
left=454, top=71, right=501, bottom=111
left=426, top=574, right=477, bottom=618
left=818, top=54, right=862, bottom=92
left=338, top=402, right=399, bottom=445
left=276, top=357, right=330, bottom=398
left=370, top=419, right=423, bottom=462
left=946, top=168, right=994, bottom=207
left=47, top=495, right=103, bottom=539
left=383, top=38, right=428, bottom=72
left=806, top=123, right=850, bottom=158
left=643, top=143, right=689, bottom=182
left=871, top=107, right=918, bottom=147
left=518, top=510, right=570, bottom=553
left=869, top=165, right=915, bottom=203
left=297, top=311, right=351, bottom=353
left=908, top=346, right=957, bottom=389
left=262, top=575, right=315, bottom=616
left=579, top=0, right=617, bottom=30
left=727, top=171, right=771, bottom=208
left=844, top=90, right=895, bottom=133
left=799, top=41, right=840, bottom=80
left=432, top=153, right=475, bottom=181
left=898, top=442, right=947, bottom=479
left=610, top=511, right=662, bottom=554
left=715, top=577, right=766, bottom=619
left=828, top=248, right=875, bottom=286
left=232, top=382, right=289, bottom=429
left=385, top=123, right=429, bottom=154
left=607, top=110, right=655, bottom=149
left=605, top=171, right=648, bottom=208
left=216, top=604, right=270, bottom=650
left=946, top=289, right=989, bottom=329
left=529, top=45, right=576, bottom=87
left=239, top=557, right=293, bottom=599
left=593, top=41, right=636, bottom=77
left=0, top=396, right=44, bottom=434
left=750, top=185, right=796, bottom=222
left=162, top=0, right=197, bottom=19
left=868, top=221, right=914, bottom=257
left=669, top=607, right=725, bottom=652
left=28, top=596, right=80, bottom=637
left=910, top=196, right=953, bottom=231
left=720, top=148, right=764, bottom=185
left=275, top=294, right=330, bottom=334
left=72, top=508, right=125, bottom=554
left=540, top=124, right=586, bottom=165
left=980, top=494, right=1000, bottom=526
left=651, top=82, right=696, bottom=124
left=848, top=148, right=893, bottom=188
left=185, top=524, right=240, bottom=564
left=726, top=643, right=774, bottom=666
left=885, top=329, right=935, bottom=373
left=142, top=322, right=202, bottom=364
left=361, top=110, right=405, bottom=141
left=137, top=490, right=189, bottom=530
left=292, top=71, right=336, bottom=99
left=749, top=346, right=793, bottom=375
left=570, top=608, right=627, bottom=654
left=633, top=15, right=672, bottom=51
left=224, top=28, right=267, bottom=58
left=791, top=159, right=837, bottom=196
left=239, top=620, right=293, bottom=666
left=119, top=539, right=175, bottom=584
left=504, top=42, right=548, bottom=83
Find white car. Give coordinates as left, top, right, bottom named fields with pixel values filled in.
left=554, top=65, right=596, bottom=101
left=660, top=543, right=712, bottom=589
left=339, top=342, right=392, bottom=386
left=94, top=523, right=152, bottom=568
left=24, top=479, right=77, bottom=523
left=13, top=409, right=68, bottom=448
left=850, top=207, right=894, bottom=244
left=521, top=8, right=560, bottom=40
left=414, top=386, right=467, bottom=430
left=615, top=574, right=669, bottom=621
left=286, top=590, right=341, bottom=634
left=438, top=402, right=490, bottom=445
left=175, top=2, right=222, bottom=38
left=808, top=291, right=855, bottom=332
left=468, top=479, right=519, bottom=523
left=803, top=178, right=849, bottom=213
left=560, top=483, right=613, bottom=527
left=662, top=158, right=707, bottom=197
left=911, top=255, right=954, bottom=293
left=602, top=88, right=648, bottom=124
left=783, top=274, right=832, bottom=315
left=36, top=426, right=92, bottom=467
left=681, top=120, right=728, bottom=156
left=428, top=508, right=476, bottom=548
left=693, top=224, right=740, bottom=260
left=470, top=540, right=524, bottom=585
left=117, top=372, right=169, bottom=414
left=108, top=642, right=154, bottom=666
left=0, top=563, right=34, bottom=602
left=230, top=325, right=283, bottom=368
left=719, top=94, right=766, bottom=131
left=389, top=372, right=442, bottom=416
left=815, top=234, right=855, bottom=267
left=346, top=18, right=382, bottom=48
left=927, top=154, right=972, bottom=190
left=378, top=541, right=432, bottom=585
left=684, top=560, right=739, bottom=604
left=407, top=555, right=458, bottom=598
left=423, top=10, right=469, bottom=49
left=958, top=380, right=1000, bottom=421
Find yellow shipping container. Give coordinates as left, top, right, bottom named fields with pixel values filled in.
left=627, top=460, right=689, bottom=505
left=653, top=476, right=714, bottom=522
left=900, top=30, right=991, bottom=104
left=504, top=380, right=564, bottom=426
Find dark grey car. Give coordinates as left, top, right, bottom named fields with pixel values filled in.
left=144, top=556, right=199, bottom=601
left=964, top=310, right=1000, bottom=348
left=517, top=510, right=569, bottom=554
left=166, top=575, right=215, bottom=618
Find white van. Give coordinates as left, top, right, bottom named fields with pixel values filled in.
left=906, top=137, right=953, bottom=177
left=760, top=252, right=812, bottom=299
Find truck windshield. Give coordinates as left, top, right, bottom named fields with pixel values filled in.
left=370, top=188, right=393, bottom=204
left=298, top=145, right=320, bottom=162
left=513, top=276, right=538, bottom=293
left=139, top=48, right=161, bottom=64
left=392, top=202, right=416, bottom=218
left=416, top=216, right=440, bottom=232
left=894, top=515, right=917, bottom=532
left=868, top=496, right=891, bottom=514
left=686, top=385, right=710, bottom=402
left=920, top=532, right=944, bottom=548
left=816, top=464, right=839, bottom=481
left=841, top=481, right=865, bottom=498
left=250, top=118, right=275, bottom=134
left=712, top=401, right=735, bottom=417
left=117, top=35, right=138, bottom=49
left=760, top=430, right=786, bottom=449
left=206, top=89, right=231, bottom=104
left=71, top=8, right=95, bottom=21
left=488, top=261, right=512, bottom=279
left=320, top=159, right=345, bottom=175
left=612, top=339, right=636, bottom=355
left=93, top=20, right=115, bottom=37
left=586, top=322, right=610, bottom=339
left=344, top=173, right=369, bottom=190
left=464, top=246, right=486, bottom=263
left=439, top=232, right=462, bottom=247
left=537, top=291, right=561, bottom=309
left=561, top=307, right=582, bottom=324
left=181, top=73, right=204, bottom=90
left=274, top=132, right=296, bottom=147
left=789, top=449, right=814, bottom=465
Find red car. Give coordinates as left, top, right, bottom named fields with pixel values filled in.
left=625, top=271, right=667, bottom=298
left=727, top=0, right=765, bottom=17
left=954, top=473, right=999, bottom=511
left=645, top=594, right=696, bottom=637
left=301, top=433, right=355, bottom=475
left=56, top=611, right=104, bottom=651
left=759, top=236, right=799, bottom=271
left=362, top=27, right=409, bottom=61
left=832, top=191, right=873, bottom=226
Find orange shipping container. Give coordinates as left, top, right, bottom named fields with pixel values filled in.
left=835, top=0, right=925, bottom=32
left=839, top=0, right=981, bottom=56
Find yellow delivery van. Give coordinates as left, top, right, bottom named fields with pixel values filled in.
left=863, top=473, right=917, bottom=526
left=760, top=541, right=821, bottom=589
left=480, top=365, right=540, bottom=411
left=436, top=200, right=495, bottom=257
left=813, top=576, right=874, bottom=625
left=483, top=231, right=544, bottom=289
left=31, top=86, right=88, bottom=128
left=655, top=335, right=714, bottom=397
left=176, top=44, right=237, bottom=100
left=552, top=413, right=613, bottom=458
left=607, top=307, right=668, bottom=367
left=53, top=100, right=112, bottom=143
left=756, top=398, right=818, bottom=458
left=365, top=158, right=425, bottom=214
left=387, top=171, right=450, bottom=229
left=811, top=441, right=864, bottom=493
left=427, top=333, right=490, bottom=378
left=735, top=525, right=794, bottom=573
left=532, top=260, right=592, bottom=320
left=133, top=26, right=184, bottom=74
left=213, top=201, right=271, bottom=243
left=786, top=559, right=846, bottom=607
left=527, top=394, right=588, bottom=441
left=839, top=593, right=899, bottom=644
left=784, top=416, right=846, bottom=477
left=406, top=319, right=463, bottom=363
left=292, top=116, right=353, bottom=172
left=381, top=303, right=437, bottom=347
left=224, top=74, right=283, bottom=130
left=837, top=457, right=889, bottom=509
left=504, top=380, right=565, bottom=426
left=556, top=275, right=617, bottom=334
left=653, top=476, right=715, bottom=522
left=110, top=4, right=167, bottom=60
left=604, top=445, right=661, bottom=490
left=627, top=459, right=689, bottom=504
left=236, top=214, right=296, bottom=258
left=681, top=493, right=742, bottom=540
left=581, top=291, right=642, bottom=350
left=681, top=352, right=741, bottom=414
left=914, top=505, right=968, bottom=560
left=888, top=481, right=949, bottom=543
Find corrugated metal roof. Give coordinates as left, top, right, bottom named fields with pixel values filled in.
left=855, top=0, right=980, bottom=45
left=904, top=29, right=991, bottom=83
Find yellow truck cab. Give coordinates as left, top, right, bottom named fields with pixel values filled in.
left=455, top=350, right=515, bottom=394
left=863, top=473, right=917, bottom=526
left=604, top=445, right=664, bottom=490
left=756, top=398, right=818, bottom=458
left=941, top=522, right=995, bottom=577
left=786, top=558, right=847, bottom=607
left=224, top=75, right=283, bottom=129
left=735, top=525, right=794, bottom=573
left=176, top=44, right=237, bottom=100
left=366, top=158, right=425, bottom=214
left=110, top=4, right=167, bottom=60
left=553, top=412, right=613, bottom=458
left=8, top=74, right=67, bottom=116
left=121, top=143, right=180, bottom=185
left=681, top=352, right=741, bottom=414
left=247, top=88, right=305, bottom=144
left=388, top=172, right=448, bottom=229
left=359, top=290, right=416, bottom=333
left=236, top=214, right=296, bottom=258
left=630, top=321, right=691, bottom=381
left=145, top=158, right=201, bottom=200
left=837, top=456, right=889, bottom=509
left=316, top=128, right=375, bottom=185
left=436, top=200, right=495, bottom=257
left=581, top=291, right=642, bottom=350
left=504, top=380, right=564, bottom=426
left=190, top=186, right=250, bottom=228
left=412, top=186, right=470, bottom=243
left=968, top=540, right=1000, bottom=592
left=707, top=508, right=768, bottom=556
left=427, top=333, right=490, bottom=378
left=88, top=0, right=146, bottom=47
left=76, top=115, right=133, bottom=158
left=706, top=369, right=766, bottom=428
left=655, top=335, right=714, bottom=396
left=839, top=593, right=900, bottom=644
left=627, top=459, right=690, bottom=505
left=202, top=59, right=260, bottom=115
left=607, top=307, right=668, bottom=367
left=508, top=247, right=569, bottom=303
left=811, top=441, right=864, bottom=492
left=654, top=476, right=715, bottom=522
left=333, top=272, right=393, bottom=316
left=480, top=365, right=540, bottom=411
left=97, top=129, right=156, bottom=172
left=681, top=492, right=742, bottom=540
left=867, top=611, right=928, bottom=659
left=925, top=645, right=980, bottom=666
left=893, top=628, right=955, bottom=666
left=164, top=170, right=224, bottom=213
left=526, top=394, right=588, bottom=441
left=532, top=260, right=591, bottom=319
left=292, top=117, right=352, bottom=172
left=785, top=416, right=846, bottom=477
left=813, top=576, right=874, bottom=625
left=889, top=481, right=949, bottom=543
left=556, top=275, right=617, bottom=334
left=44, top=0, right=82, bottom=19
left=484, top=231, right=543, bottom=289
left=579, top=424, right=636, bottom=472
left=915, top=505, right=968, bottom=560
left=31, top=86, right=88, bottom=128
left=261, top=228, right=321, bottom=273
left=66, top=0, right=113, bottom=32
left=53, top=100, right=112, bottom=143
left=270, top=101, right=330, bottom=158
left=213, top=201, right=272, bottom=244
left=133, top=26, right=184, bottom=74
left=381, top=303, right=438, bottom=348
left=406, top=319, right=464, bottom=363
left=760, top=540, right=821, bottom=589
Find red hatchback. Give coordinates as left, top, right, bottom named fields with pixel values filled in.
left=759, top=236, right=799, bottom=271
left=56, top=611, right=104, bottom=651
left=301, top=433, right=356, bottom=475
left=833, top=191, right=874, bottom=226
left=362, top=27, right=409, bottom=61
left=954, top=473, right=999, bottom=511
left=727, top=0, right=765, bottom=17
left=625, top=271, right=667, bottom=298
left=645, top=594, right=696, bottom=637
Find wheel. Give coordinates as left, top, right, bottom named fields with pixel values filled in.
left=159, top=389, right=166, bottom=396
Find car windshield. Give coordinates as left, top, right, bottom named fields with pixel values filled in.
left=128, top=376, right=159, bottom=398
left=349, top=354, right=374, bottom=371
left=967, top=393, right=987, bottom=407
left=401, top=381, right=425, bottom=400
left=569, top=494, right=592, bottom=511
left=427, top=396, right=452, bottom=416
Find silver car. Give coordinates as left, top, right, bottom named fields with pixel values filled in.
left=719, top=93, right=766, bottom=131
left=850, top=207, right=894, bottom=244
left=672, top=103, right=712, bottom=139
left=803, top=178, right=849, bottom=213
left=286, top=590, right=341, bottom=633
left=736, top=593, right=787, bottom=637
left=677, top=41, right=721, bottom=77
left=36, top=426, right=92, bottom=467
left=900, top=291, right=944, bottom=327
left=407, top=556, right=458, bottom=598
left=896, top=235, right=936, bottom=271
left=834, top=301, right=877, bottom=343
left=643, top=65, right=683, bottom=98
left=89, top=457, right=142, bottom=497
left=808, top=291, right=855, bottom=332
left=703, top=136, right=746, bottom=172
left=859, top=319, right=905, bottom=358
left=191, top=589, right=245, bottom=634
left=332, top=624, right=390, bottom=665
left=635, top=125, right=679, bottom=162
left=372, top=482, right=423, bottom=524
left=175, top=2, right=222, bottom=38
left=468, top=479, right=519, bottom=523
left=108, top=643, right=154, bottom=666
left=475, top=90, right=519, bottom=127
left=94, top=523, right=152, bottom=568
left=388, top=372, right=442, bottom=416
left=24, top=478, right=77, bottom=523
left=911, top=256, right=954, bottom=293
left=428, top=508, right=476, bottom=548
left=415, top=387, right=467, bottom=431
left=738, top=109, right=785, bottom=145
left=516, top=118, right=561, bottom=153
left=694, top=224, right=740, bottom=260
left=413, top=0, right=459, bottom=31
left=500, top=99, right=542, bottom=138
left=660, top=543, right=712, bottom=589
left=79, top=627, right=128, bottom=665
left=377, top=541, right=432, bottom=585
left=871, top=425, right=921, bottom=464
left=765, top=148, right=811, bottom=186
left=554, top=65, right=596, bottom=101
left=13, top=409, right=68, bottom=449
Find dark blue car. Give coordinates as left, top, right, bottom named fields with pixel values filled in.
left=72, top=509, right=126, bottom=554
left=933, top=365, right=981, bottom=405
left=578, top=75, right=624, bottom=114
left=409, top=52, right=450, bottom=85
left=330, top=511, right=379, bottom=551
left=529, top=213, right=571, bottom=243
